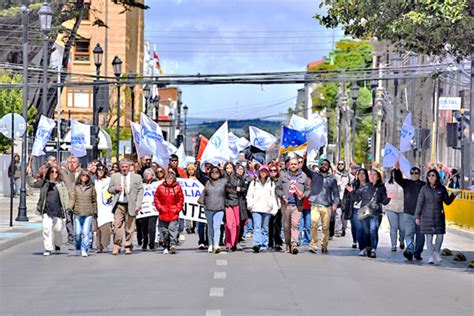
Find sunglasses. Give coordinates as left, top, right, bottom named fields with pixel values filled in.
left=410, top=171, right=419, bottom=175
left=145, top=159, right=151, bottom=162
left=270, top=169, right=278, bottom=172
left=428, top=174, right=437, bottom=178
left=170, top=159, right=178, bottom=162
left=81, top=174, right=89, bottom=177
left=338, top=163, right=344, bottom=165
left=157, top=170, right=164, bottom=173
left=50, top=170, right=58, bottom=174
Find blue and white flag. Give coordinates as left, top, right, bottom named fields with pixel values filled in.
left=249, top=126, right=277, bottom=151
left=400, top=112, right=415, bottom=153
left=31, top=115, right=56, bottom=156
left=382, top=143, right=412, bottom=177
left=176, top=143, right=187, bottom=168
left=71, top=120, right=87, bottom=157
left=130, top=121, right=142, bottom=157
left=289, top=114, right=327, bottom=157
left=139, top=113, right=168, bottom=163
left=200, top=121, right=230, bottom=170
left=280, top=126, right=307, bottom=154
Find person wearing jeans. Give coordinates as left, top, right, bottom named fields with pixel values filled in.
left=200, top=166, right=226, bottom=254
left=247, top=165, right=279, bottom=253
left=298, top=207, right=311, bottom=246
left=385, top=169, right=405, bottom=251
left=70, top=171, right=97, bottom=257
left=223, top=162, right=243, bottom=251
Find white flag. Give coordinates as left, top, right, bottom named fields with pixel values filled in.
left=139, top=113, right=169, bottom=163
left=166, top=141, right=178, bottom=156
left=200, top=121, right=230, bottom=169
left=249, top=126, right=277, bottom=151
left=71, top=120, right=88, bottom=157
left=130, top=121, right=142, bottom=157
left=31, top=115, right=56, bottom=156
left=400, top=112, right=415, bottom=153
left=236, top=137, right=250, bottom=152
left=289, top=114, right=327, bottom=157
left=228, top=132, right=240, bottom=160
left=176, top=143, right=187, bottom=168
left=382, top=142, right=412, bottom=177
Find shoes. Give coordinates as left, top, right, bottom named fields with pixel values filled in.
left=358, top=249, right=367, bottom=257
left=391, top=246, right=397, bottom=252
left=370, top=250, right=376, bottom=258
left=403, top=251, right=413, bottom=261
left=260, top=248, right=267, bottom=253
left=274, top=245, right=283, bottom=252
left=352, top=243, right=357, bottom=249
left=214, top=246, right=221, bottom=254
left=329, top=236, right=333, bottom=241
left=433, top=251, right=442, bottom=263
left=81, top=250, right=88, bottom=257
left=125, top=248, right=132, bottom=255
left=198, top=244, right=206, bottom=250
left=321, top=247, right=329, bottom=255
left=102, top=246, right=109, bottom=253
left=55, top=246, right=61, bottom=254
left=399, top=241, right=405, bottom=250
left=208, top=246, right=214, bottom=253
left=428, top=255, right=434, bottom=264
left=179, top=234, right=186, bottom=242
left=414, top=254, right=423, bottom=261
left=309, top=247, right=318, bottom=254
left=252, top=245, right=260, bottom=253
left=75, top=250, right=81, bottom=256
left=142, top=246, right=147, bottom=252
left=335, top=233, right=341, bottom=238
left=245, top=232, right=253, bottom=239
left=163, top=249, right=169, bottom=255
left=291, top=246, right=299, bottom=255
left=43, top=250, right=52, bottom=256
left=236, top=243, right=243, bottom=251
left=170, top=246, right=177, bottom=254
left=341, top=230, right=346, bottom=237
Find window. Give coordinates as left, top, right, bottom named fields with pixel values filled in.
left=74, top=39, right=90, bottom=62
left=81, top=3, right=91, bottom=21
left=67, top=88, right=92, bottom=108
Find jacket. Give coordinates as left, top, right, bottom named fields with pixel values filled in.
left=224, top=174, right=242, bottom=207
left=8, top=161, right=21, bottom=179
left=415, top=184, right=456, bottom=234
left=246, top=178, right=278, bottom=215
left=302, top=163, right=340, bottom=207
left=29, top=177, right=69, bottom=217
left=352, top=182, right=390, bottom=214
left=238, top=174, right=253, bottom=220
left=108, top=172, right=144, bottom=216
left=202, top=178, right=226, bottom=211
left=70, top=184, right=98, bottom=217
left=394, top=168, right=426, bottom=215
left=335, top=170, right=353, bottom=201
left=385, top=182, right=404, bottom=213
left=276, top=170, right=311, bottom=211
left=154, top=181, right=184, bottom=222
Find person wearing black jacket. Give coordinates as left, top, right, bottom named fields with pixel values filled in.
left=223, top=162, right=243, bottom=251
left=236, top=163, right=251, bottom=249
left=196, top=162, right=212, bottom=249
left=393, top=159, right=426, bottom=261
left=415, top=169, right=458, bottom=264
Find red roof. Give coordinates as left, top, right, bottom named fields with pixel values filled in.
left=307, top=59, right=325, bottom=69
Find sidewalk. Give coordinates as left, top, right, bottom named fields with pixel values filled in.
left=0, top=193, right=42, bottom=251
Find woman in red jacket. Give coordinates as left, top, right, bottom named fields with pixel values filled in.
left=154, top=172, right=184, bottom=254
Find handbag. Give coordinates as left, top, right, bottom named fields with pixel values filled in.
left=357, top=187, right=379, bottom=221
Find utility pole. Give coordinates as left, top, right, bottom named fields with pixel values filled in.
left=431, top=77, right=440, bottom=164
left=467, top=57, right=474, bottom=187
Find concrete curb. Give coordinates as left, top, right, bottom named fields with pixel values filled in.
left=447, top=226, right=474, bottom=239
left=0, top=229, right=42, bottom=252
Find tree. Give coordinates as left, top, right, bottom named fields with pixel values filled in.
left=315, top=0, right=473, bottom=60
left=0, top=71, right=37, bottom=153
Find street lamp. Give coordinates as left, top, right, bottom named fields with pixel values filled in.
left=143, top=84, right=151, bottom=115
left=128, top=73, right=136, bottom=159
left=370, top=79, right=378, bottom=162
left=153, top=95, right=160, bottom=121
left=169, top=111, right=174, bottom=143
left=91, top=43, right=103, bottom=160
left=112, top=56, right=122, bottom=162
left=183, top=104, right=188, bottom=154
left=39, top=2, right=52, bottom=117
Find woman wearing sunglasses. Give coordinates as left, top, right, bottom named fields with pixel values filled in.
left=94, top=165, right=113, bottom=253
left=70, top=171, right=97, bottom=257
left=415, top=169, right=458, bottom=264
left=27, top=166, right=69, bottom=256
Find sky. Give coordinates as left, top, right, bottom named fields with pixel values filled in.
left=144, top=0, right=345, bottom=120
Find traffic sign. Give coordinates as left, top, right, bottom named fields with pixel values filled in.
left=0, top=113, right=26, bottom=140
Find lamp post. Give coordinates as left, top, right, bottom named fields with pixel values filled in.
left=350, top=81, right=359, bottom=161
left=143, top=84, right=151, bottom=115
left=112, top=56, right=122, bottom=162
left=17, top=3, right=29, bottom=222
left=92, top=43, right=103, bottom=160
left=370, top=80, right=378, bottom=162
left=168, top=111, right=174, bottom=143
left=39, top=2, right=52, bottom=117
left=183, top=104, right=188, bottom=154
left=128, top=73, right=136, bottom=159
left=153, top=95, right=160, bottom=122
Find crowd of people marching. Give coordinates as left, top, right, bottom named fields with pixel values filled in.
left=24, top=152, right=460, bottom=265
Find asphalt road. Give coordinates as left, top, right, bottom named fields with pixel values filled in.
left=1, top=230, right=473, bottom=316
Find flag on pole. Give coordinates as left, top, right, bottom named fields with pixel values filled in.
left=382, top=143, right=412, bottom=177
left=196, top=135, right=208, bottom=161
left=31, top=115, right=56, bottom=156
left=400, top=112, right=415, bottom=152
left=279, top=126, right=308, bottom=154
left=249, top=126, right=277, bottom=151
left=289, top=114, right=327, bottom=157
left=70, top=120, right=88, bottom=157
left=176, top=143, right=187, bottom=168
left=139, top=113, right=169, bottom=165
left=130, top=121, right=142, bottom=157
left=200, top=121, right=230, bottom=169
left=153, top=51, right=164, bottom=74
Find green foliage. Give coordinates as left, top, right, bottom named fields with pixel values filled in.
left=0, top=71, right=37, bottom=153
left=103, top=126, right=131, bottom=158
left=315, top=0, right=473, bottom=59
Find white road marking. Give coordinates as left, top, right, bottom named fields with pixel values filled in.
left=216, top=259, right=227, bottom=266
left=205, top=310, right=221, bottom=316
left=213, top=272, right=227, bottom=279
left=209, top=287, right=225, bottom=297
